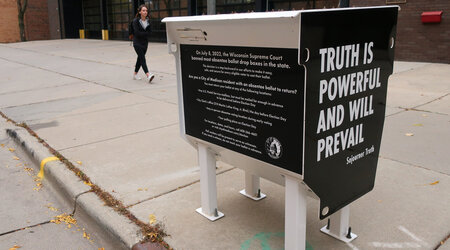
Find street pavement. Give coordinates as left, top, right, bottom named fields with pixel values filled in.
left=0, top=40, right=449, bottom=250
left=0, top=119, right=114, bottom=249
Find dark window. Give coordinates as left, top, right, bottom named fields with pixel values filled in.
left=83, top=0, right=102, bottom=39
left=107, top=0, right=134, bottom=40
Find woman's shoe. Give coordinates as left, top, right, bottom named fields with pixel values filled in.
left=147, top=73, right=155, bottom=83
left=133, top=74, right=142, bottom=80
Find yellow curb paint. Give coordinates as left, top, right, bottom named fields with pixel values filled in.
left=38, top=156, right=59, bottom=179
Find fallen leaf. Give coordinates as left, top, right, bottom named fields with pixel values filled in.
left=83, top=231, right=91, bottom=240
left=24, top=167, right=34, bottom=172
left=51, top=213, right=77, bottom=227
left=45, top=204, right=59, bottom=212
left=99, top=248, right=105, bottom=250
left=422, top=114, right=428, bottom=117
left=76, top=161, right=83, bottom=165
left=413, top=123, right=423, bottom=127
left=8, top=147, right=15, bottom=152
left=33, top=182, right=43, bottom=191
left=13, top=156, right=20, bottom=160
left=147, top=232, right=158, bottom=241
left=429, top=181, right=439, bottom=185
left=0, top=143, right=5, bottom=147
left=405, top=133, right=414, bottom=137
left=9, top=245, right=21, bottom=250
left=149, top=214, right=156, bottom=225
left=138, top=188, right=143, bottom=191
left=84, top=181, right=93, bottom=187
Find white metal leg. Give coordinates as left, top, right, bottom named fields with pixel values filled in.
left=285, top=175, right=308, bottom=250
left=320, top=205, right=357, bottom=242
left=196, top=143, right=224, bottom=221
left=239, top=171, right=266, bottom=201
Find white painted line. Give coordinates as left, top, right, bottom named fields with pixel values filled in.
left=346, top=242, right=360, bottom=250
left=371, top=242, right=421, bottom=248
left=398, top=225, right=430, bottom=247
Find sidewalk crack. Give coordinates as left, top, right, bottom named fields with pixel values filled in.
left=0, top=177, right=91, bottom=237
left=0, top=44, right=176, bottom=76
left=385, top=93, right=449, bottom=118
left=0, top=221, right=52, bottom=237
left=58, top=122, right=179, bottom=151
left=126, top=167, right=236, bottom=209
left=379, top=155, right=449, bottom=176
left=0, top=56, right=132, bottom=94
left=0, top=56, right=179, bottom=107
left=412, top=93, right=449, bottom=110
left=71, top=190, right=93, bottom=216
left=433, top=233, right=450, bottom=250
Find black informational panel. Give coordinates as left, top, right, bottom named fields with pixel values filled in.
left=300, top=7, right=398, bottom=219
left=180, top=45, right=304, bottom=174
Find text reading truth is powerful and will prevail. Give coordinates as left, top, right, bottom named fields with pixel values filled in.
left=316, top=42, right=381, bottom=163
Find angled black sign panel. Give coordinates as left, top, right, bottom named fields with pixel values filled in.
left=300, top=7, right=398, bottom=219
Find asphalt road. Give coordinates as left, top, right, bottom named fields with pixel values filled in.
left=0, top=129, right=106, bottom=250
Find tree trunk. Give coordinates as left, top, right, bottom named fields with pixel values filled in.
left=18, top=12, right=25, bottom=41
left=17, top=0, right=28, bottom=42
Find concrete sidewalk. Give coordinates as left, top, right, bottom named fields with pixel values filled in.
left=0, top=39, right=449, bottom=250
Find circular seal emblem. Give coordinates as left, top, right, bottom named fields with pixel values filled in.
left=265, top=137, right=282, bottom=159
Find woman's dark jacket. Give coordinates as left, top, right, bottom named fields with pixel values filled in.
left=132, top=17, right=151, bottom=48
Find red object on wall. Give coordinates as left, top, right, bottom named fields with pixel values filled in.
left=421, top=11, right=443, bottom=24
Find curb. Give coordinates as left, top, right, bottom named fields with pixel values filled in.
left=6, top=126, right=143, bottom=249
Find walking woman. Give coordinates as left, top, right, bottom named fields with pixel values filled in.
left=132, top=5, right=154, bottom=83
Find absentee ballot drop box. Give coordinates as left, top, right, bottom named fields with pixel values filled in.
left=163, top=6, right=398, bottom=249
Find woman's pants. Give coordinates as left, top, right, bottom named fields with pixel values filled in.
left=134, top=45, right=148, bottom=74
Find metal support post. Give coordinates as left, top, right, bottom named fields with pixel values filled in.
left=100, top=0, right=108, bottom=40
left=196, top=143, right=224, bottom=221
left=320, top=205, right=357, bottom=242
left=285, top=175, right=308, bottom=250
left=207, top=0, right=216, bottom=15
left=240, top=171, right=266, bottom=201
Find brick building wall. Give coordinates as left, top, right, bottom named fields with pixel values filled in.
left=0, top=0, right=49, bottom=43
left=24, top=0, right=50, bottom=41
left=353, top=0, right=449, bottom=63
left=0, top=0, right=21, bottom=42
